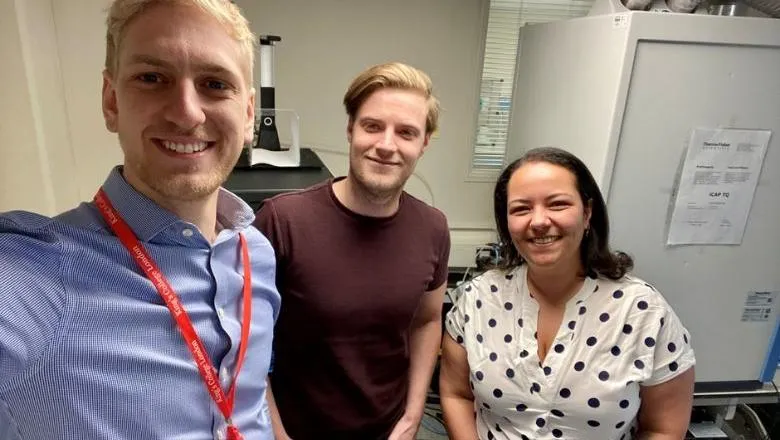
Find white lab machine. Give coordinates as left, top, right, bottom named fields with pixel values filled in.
left=506, top=0, right=780, bottom=390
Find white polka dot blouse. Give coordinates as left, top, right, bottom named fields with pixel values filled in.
left=445, top=265, right=696, bottom=440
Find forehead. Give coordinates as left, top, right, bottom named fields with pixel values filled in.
left=117, top=3, right=249, bottom=81
left=508, top=162, right=578, bottom=195
left=356, top=89, right=427, bottom=128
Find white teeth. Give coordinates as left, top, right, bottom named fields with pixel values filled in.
left=161, top=140, right=208, bottom=153
left=531, top=236, right=558, bottom=244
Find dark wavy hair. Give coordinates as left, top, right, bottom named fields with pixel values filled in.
left=493, top=147, right=633, bottom=280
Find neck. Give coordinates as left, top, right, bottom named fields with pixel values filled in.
left=333, top=176, right=401, bottom=217
left=123, top=171, right=221, bottom=243
left=526, top=263, right=585, bottom=307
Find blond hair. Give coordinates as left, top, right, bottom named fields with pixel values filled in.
left=343, top=62, right=440, bottom=135
left=105, top=0, right=256, bottom=79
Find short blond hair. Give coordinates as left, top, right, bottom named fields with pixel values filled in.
left=105, top=0, right=256, bottom=79
left=343, top=62, right=440, bottom=135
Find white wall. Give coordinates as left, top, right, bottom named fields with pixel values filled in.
left=0, top=0, right=109, bottom=214
left=0, top=0, right=71, bottom=214
left=50, top=0, right=123, bottom=202
left=0, top=0, right=498, bottom=266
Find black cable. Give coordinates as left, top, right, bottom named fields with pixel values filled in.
left=753, top=380, right=780, bottom=440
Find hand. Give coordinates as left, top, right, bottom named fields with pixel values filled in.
left=387, top=412, right=422, bottom=440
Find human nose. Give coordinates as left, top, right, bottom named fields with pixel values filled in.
left=375, top=128, right=397, bottom=156
left=163, top=80, right=206, bottom=130
left=529, top=207, right=551, bottom=229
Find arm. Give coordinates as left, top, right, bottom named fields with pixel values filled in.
left=637, top=367, right=695, bottom=440
left=388, top=282, right=447, bottom=440
left=439, top=333, right=479, bottom=440
left=266, top=377, right=292, bottom=440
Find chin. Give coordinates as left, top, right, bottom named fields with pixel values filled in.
left=527, top=260, right=559, bottom=269
left=523, top=254, right=562, bottom=269
left=355, top=171, right=405, bottom=196
left=151, top=174, right=223, bottom=201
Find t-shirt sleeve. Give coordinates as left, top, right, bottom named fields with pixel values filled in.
left=253, top=199, right=286, bottom=264
left=427, top=212, right=451, bottom=291
left=639, top=294, right=696, bottom=387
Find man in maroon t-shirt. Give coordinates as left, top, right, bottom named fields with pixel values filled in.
left=255, top=62, right=450, bottom=440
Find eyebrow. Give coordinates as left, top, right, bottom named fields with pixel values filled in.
left=358, top=117, right=422, bottom=133
left=509, top=193, right=575, bottom=204
left=125, top=54, right=240, bottom=80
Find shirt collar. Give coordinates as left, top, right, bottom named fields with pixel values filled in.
left=99, top=166, right=255, bottom=242
left=516, top=264, right=600, bottom=306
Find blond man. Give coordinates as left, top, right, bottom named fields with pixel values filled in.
left=255, top=62, right=451, bottom=440
left=0, top=1, right=279, bottom=439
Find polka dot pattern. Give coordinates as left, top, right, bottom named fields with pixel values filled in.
left=443, top=266, right=695, bottom=440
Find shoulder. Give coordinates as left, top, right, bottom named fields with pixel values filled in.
left=1, top=210, right=57, bottom=232
left=0, top=209, right=71, bottom=272
left=0, top=206, right=106, bottom=278
left=0, top=211, right=64, bottom=259
left=450, top=268, right=517, bottom=306
left=261, top=180, right=331, bottom=215
left=599, top=275, right=673, bottom=313
left=0, top=211, right=69, bottom=382
left=399, top=193, right=450, bottom=254
left=400, top=192, right=448, bottom=229
left=241, top=223, right=275, bottom=252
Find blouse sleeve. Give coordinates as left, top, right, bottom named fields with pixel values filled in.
left=634, top=288, right=697, bottom=386
left=444, top=280, right=472, bottom=347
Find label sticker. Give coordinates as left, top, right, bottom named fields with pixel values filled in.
left=612, top=14, right=629, bottom=28
left=741, top=291, right=778, bottom=322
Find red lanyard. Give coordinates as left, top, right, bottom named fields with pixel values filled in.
left=94, top=188, right=251, bottom=440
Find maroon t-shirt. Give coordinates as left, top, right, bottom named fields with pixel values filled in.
left=254, top=178, right=450, bottom=439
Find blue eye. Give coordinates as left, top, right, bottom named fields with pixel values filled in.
left=205, top=80, right=228, bottom=90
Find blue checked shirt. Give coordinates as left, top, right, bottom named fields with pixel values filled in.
left=0, top=168, right=280, bottom=440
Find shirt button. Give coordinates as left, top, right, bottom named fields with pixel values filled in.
left=216, top=429, right=226, bottom=440
left=220, top=367, right=230, bottom=382
left=182, top=228, right=194, bottom=237
left=217, top=307, right=226, bottom=318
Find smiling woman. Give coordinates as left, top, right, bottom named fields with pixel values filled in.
left=439, top=147, right=696, bottom=440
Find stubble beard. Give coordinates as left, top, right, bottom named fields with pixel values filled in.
left=350, top=160, right=410, bottom=205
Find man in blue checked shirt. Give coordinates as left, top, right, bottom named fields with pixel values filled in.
left=0, top=1, right=280, bottom=439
